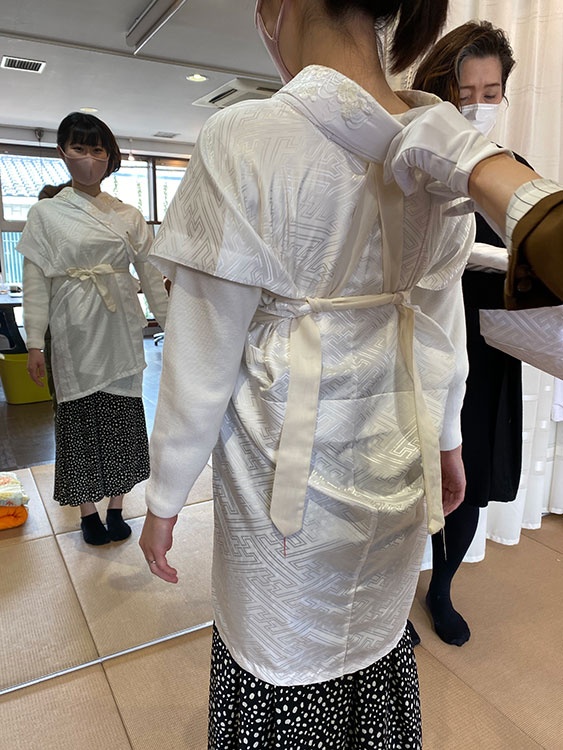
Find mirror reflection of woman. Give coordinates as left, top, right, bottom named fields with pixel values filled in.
left=18, top=113, right=167, bottom=546
left=408, top=21, right=533, bottom=648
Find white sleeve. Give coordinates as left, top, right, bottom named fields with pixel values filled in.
left=22, top=258, right=51, bottom=350
left=145, top=264, right=261, bottom=518
left=133, top=258, right=168, bottom=329
left=411, top=278, right=468, bottom=450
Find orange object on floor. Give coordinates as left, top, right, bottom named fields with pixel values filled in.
left=0, top=505, right=28, bottom=529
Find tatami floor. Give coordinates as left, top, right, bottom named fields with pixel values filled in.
left=1, top=342, right=562, bottom=749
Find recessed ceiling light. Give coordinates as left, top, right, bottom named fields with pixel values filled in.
left=79, top=107, right=99, bottom=113
left=186, top=73, right=207, bottom=82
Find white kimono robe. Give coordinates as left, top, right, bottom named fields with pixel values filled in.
left=17, top=188, right=167, bottom=403
left=146, top=66, right=474, bottom=685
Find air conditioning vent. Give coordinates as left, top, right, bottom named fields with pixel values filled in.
left=193, top=78, right=281, bottom=109
left=153, top=131, right=180, bottom=138
left=0, top=56, right=46, bottom=73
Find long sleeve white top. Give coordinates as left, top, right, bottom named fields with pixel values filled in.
left=17, top=188, right=168, bottom=402
left=146, top=266, right=261, bottom=518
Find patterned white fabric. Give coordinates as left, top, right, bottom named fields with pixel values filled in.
left=17, top=187, right=167, bottom=402
left=147, top=65, right=474, bottom=685
left=480, top=306, right=563, bottom=379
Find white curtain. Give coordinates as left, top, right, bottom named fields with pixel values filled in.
left=422, top=367, right=563, bottom=569
left=402, top=0, right=563, bottom=567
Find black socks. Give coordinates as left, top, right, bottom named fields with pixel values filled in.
left=81, top=511, right=111, bottom=546
left=80, top=509, right=131, bottom=544
left=106, top=508, right=132, bottom=541
left=427, top=501, right=480, bottom=647
left=406, top=619, right=421, bottom=647
left=425, top=590, right=470, bottom=647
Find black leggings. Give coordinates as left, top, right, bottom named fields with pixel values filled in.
left=430, top=500, right=480, bottom=598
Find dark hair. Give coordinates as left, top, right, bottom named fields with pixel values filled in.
left=57, top=112, right=122, bottom=178
left=323, top=0, right=449, bottom=73
left=413, top=21, right=516, bottom=107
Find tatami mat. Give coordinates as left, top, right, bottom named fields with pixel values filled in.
left=0, top=665, right=132, bottom=750
left=56, top=502, right=213, bottom=656
left=0, top=468, right=53, bottom=547
left=103, top=627, right=544, bottom=750
left=31, top=462, right=213, bottom=534
left=521, top=512, right=563, bottom=553
left=103, top=627, right=212, bottom=750
left=410, top=536, right=563, bottom=750
left=0, top=535, right=98, bottom=692
left=416, top=646, right=541, bottom=749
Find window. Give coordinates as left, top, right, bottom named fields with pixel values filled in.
left=0, top=153, right=69, bottom=221
left=1, top=232, right=23, bottom=284
left=101, top=160, right=151, bottom=220
left=156, top=159, right=188, bottom=220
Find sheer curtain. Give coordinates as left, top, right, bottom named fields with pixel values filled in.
left=396, top=0, right=563, bottom=567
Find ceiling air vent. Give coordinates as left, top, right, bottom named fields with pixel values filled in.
left=153, top=131, right=180, bottom=138
left=193, top=78, right=281, bottom=109
left=0, top=56, right=46, bottom=73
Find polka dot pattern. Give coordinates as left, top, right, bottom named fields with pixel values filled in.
left=208, top=626, right=421, bottom=749
left=54, top=391, right=150, bottom=506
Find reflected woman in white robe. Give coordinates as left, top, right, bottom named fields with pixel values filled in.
left=18, top=113, right=168, bottom=546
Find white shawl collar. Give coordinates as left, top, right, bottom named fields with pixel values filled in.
left=276, top=65, right=441, bottom=163
left=57, top=187, right=132, bottom=247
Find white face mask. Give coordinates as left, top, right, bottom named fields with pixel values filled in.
left=460, top=103, right=500, bottom=137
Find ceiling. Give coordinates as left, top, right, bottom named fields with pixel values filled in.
left=0, top=0, right=280, bottom=154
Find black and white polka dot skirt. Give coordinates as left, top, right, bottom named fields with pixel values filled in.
left=54, top=391, right=150, bottom=506
left=208, top=625, right=422, bottom=749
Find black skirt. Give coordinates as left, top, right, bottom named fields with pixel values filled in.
left=208, top=626, right=422, bottom=750
left=461, top=270, right=522, bottom=507
left=54, top=391, right=150, bottom=506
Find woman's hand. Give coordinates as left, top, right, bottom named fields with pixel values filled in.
left=139, top=510, right=179, bottom=583
left=27, top=348, right=45, bottom=387
left=440, top=445, right=466, bottom=517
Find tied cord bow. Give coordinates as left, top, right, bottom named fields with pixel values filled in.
left=66, top=264, right=129, bottom=312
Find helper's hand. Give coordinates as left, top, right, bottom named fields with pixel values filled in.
left=440, top=445, right=466, bottom=517
left=139, top=510, right=179, bottom=583
left=27, top=349, right=45, bottom=387
left=384, top=100, right=509, bottom=197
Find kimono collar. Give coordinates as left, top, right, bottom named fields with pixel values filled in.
left=56, top=187, right=132, bottom=247
left=57, top=187, right=119, bottom=215
left=276, top=65, right=441, bottom=163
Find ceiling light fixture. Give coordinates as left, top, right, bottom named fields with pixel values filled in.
left=126, top=0, right=188, bottom=55
left=187, top=73, right=207, bottom=82
left=79, top=107, right=99, bottom=113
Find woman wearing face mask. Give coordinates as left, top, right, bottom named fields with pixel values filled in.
left=407, top=21, right=531, bottom=648
left=18, top=112, right=167, bottom=546
left=139, top=1, right=561, bottom=747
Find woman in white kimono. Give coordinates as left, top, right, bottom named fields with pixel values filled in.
left=139, top=1, right=562, bottom=747
left=18, top=113, right=168, bottom=546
